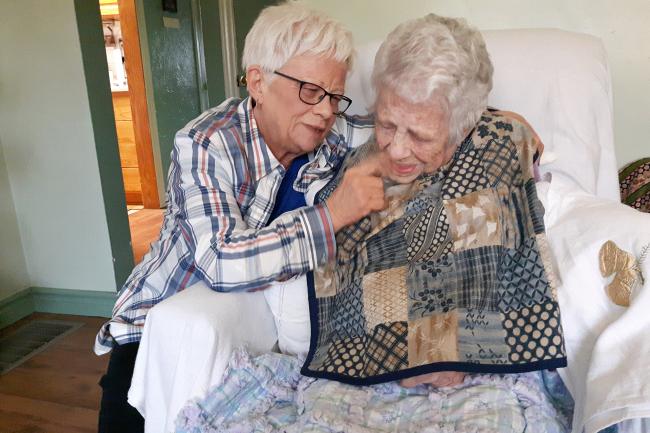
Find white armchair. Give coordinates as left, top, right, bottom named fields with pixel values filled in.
left=128, top=29, right=620, bottom=433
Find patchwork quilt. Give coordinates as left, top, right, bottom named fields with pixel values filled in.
left=302, top=112, right=567, bottom=385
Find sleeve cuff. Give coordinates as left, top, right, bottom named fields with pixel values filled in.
left=300, top=203, right=337, bottom=267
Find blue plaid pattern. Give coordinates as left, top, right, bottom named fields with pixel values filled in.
left=95, top=97, right=373, bottom=354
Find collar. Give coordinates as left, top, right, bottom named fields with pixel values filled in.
left=238, top=97, right=283, bottom=182
left=294, top=128, right=348, bottom=192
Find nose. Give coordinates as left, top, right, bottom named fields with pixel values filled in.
left=387, top=130, right=411, bottom=160
left=311, top=96, right=335, bottom=119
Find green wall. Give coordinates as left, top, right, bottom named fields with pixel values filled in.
left=233, top=0, right=276, bottom=98
left=75, top=0, right=135, bottom=288
left=0, top=138, right=29, bottom=301
left=200, top=0, right=227, bottom=106
left=0, top=0, right=119, bottom=293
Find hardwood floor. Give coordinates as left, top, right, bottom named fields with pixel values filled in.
left=0, top=210, right=164, bottom=432
left=0, top=313, right=110, bottom=433
left=129, top=208, right=164, bottom=264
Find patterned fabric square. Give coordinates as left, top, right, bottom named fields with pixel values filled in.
left=314, top=336, right=367, bottom=375
left=314, top=244, right=368, bottom=299
left=450, top=246, right=503, bottom=312
left=315, top=217, right=371, bottom=299
left=331, top=282, right=367, bottom=340
left=407, top=312, right=459, bottom=367
left=362, top=267, right=408, bottom=332
left=441, top=149, right=490, bottom=200
left=445, top=188, right=502, bottom=251
left=313, top=260, right=341, bottom=299
left=496, top=237, right=553, bottom=313
left=336, top=217, right=373, bottom=263
left=525, top=178, right=546, bottom=235
left=503, top=185, right=538, bottom=244
left=503, top=302, right=566, bottom=363
left=365, top=219, right=408, bottom=274
left=364, top=322, right=409, bottom=376
left=473, top=114, right=511, bottom=144
left=403, top=202, right=451, bottom=263
left=458, top=309, right=509, bottom=364
left=407, top=256, right=456, bottom=319
left=316, top=281, right=367, bottom=345
left=480, top=138, right=523, bottom=188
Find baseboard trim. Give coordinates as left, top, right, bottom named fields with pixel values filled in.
left=0, top=287, right=115, bottom=329
left=0, top=289, right=35, bottom=329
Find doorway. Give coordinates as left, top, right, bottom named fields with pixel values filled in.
left=76, top=0, right=276, bottom=283
left=99, top=0, right=164, bottom=264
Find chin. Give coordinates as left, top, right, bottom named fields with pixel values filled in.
left=291, top=138, right=320, bottom=155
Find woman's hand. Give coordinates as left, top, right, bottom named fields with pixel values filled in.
left=326, top=155, right=387, bottom=232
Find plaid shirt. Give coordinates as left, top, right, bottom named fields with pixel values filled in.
left=95, top=97, right=373, bottom=354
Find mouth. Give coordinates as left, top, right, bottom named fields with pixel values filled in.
left=306, top=124, right=326, bottom=136
left=391, top=162, right=418, bottom=176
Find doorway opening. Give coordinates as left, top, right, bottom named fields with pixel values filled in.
left=100, top=0, right=164, bottom=264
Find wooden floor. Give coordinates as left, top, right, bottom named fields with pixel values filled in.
left=129, top=208, right=164, bottom=264
left=0, top=210, right=164, bottom=432
left=0, top=313, right=110, bottom=433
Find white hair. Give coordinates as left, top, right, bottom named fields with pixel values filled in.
left=372, top=14, right=493, bottom=147
left=242, top=2, right=354, bottom=73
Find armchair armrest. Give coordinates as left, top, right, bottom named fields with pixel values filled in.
left=128, top=282, right=278, bottom=433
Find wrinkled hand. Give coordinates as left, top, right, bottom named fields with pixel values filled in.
left=400, top=371, right=466, bottom=388
left=326, top=155, right=387, bottom=232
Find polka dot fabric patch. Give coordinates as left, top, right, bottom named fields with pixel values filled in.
left=503, top=302, right=565, bottom=363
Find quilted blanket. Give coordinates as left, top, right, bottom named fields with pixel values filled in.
left=302, top=112, right=567, bottom=385
left=175, top=348, right=572, bottom=433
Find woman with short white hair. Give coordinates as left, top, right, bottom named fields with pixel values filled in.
left=96, top=3, right=386, bottom=432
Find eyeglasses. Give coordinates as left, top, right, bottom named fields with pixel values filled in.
left=273, top=70, right=352, bottom=115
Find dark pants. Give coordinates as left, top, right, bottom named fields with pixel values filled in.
left=98, top=342, right=145, bottom=433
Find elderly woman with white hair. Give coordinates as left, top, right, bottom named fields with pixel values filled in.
left=94, top=3, right=387, bottom=432
left=302, top=14, right=559, bottom=389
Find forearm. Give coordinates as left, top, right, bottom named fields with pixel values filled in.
left=183, top=203, right=336, bottom=292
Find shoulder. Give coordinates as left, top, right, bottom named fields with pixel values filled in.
left=330, top=113, right=375, bottom=149
left=332, top=113, right=375, bottom=133
left=177, top=98, right=245, bottom=146
left=472, top=110, right=535, bottom=149
left=471, top=110, right=539, bottom=180
left=173, top=98, right=250, bottom=168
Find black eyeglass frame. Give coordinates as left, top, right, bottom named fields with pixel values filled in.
left=273, top=70, right=352, bottom=115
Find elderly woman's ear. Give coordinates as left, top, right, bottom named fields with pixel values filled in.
left=245, top=66, right=266, bottom=104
